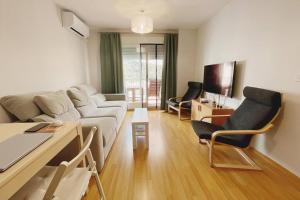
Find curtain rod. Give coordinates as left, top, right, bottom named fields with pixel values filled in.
left=91, top=28, right=178, bottom=34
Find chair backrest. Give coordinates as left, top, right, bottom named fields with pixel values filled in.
left=182, top=82, right=203, bottom=102
left=43, top=127, right=97, bottom=199
left=223, top=86, right=281, bottom=147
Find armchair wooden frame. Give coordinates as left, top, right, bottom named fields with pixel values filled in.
left=167, top=97, right=192, bottom=120
left=199, top=109, right=281, bottom=171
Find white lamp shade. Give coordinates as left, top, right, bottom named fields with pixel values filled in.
left=131, top=15, right=153, bottom=34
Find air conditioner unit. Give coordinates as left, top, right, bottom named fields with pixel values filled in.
left=62, top=11, right=90, bottom=38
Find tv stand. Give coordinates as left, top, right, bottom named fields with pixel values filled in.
left=191, top=99, right=234, bottom=125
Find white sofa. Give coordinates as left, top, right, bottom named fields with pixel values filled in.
left=0, top=84, right=127, bottom=171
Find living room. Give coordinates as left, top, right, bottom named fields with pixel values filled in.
left=0, top=0, right=300, bottom=199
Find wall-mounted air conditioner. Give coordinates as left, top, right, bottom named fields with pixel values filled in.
left=62, top=11, right=90, bottom=38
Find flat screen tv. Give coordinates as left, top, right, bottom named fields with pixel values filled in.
left=203, top=61, right=236, bottom=97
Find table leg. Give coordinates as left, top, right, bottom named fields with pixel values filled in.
left=76, top=124, right=86, bottom=167
left=132, top=124, right=137, bottom=149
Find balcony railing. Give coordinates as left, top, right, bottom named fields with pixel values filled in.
left=125, top=79, right=161, bottom=107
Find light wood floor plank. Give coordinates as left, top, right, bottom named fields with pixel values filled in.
left=83, top=111, right=300, bottom=200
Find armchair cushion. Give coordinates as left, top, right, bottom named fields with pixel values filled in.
left=243, top=86, right=281, bottom=108
left=192, top=121, right=223, bottom=136
left=192, top=121, right=252, bottom=148
left=223, top=99, right=274, bottom=131
left=166, top=82, right=202, bottom=109
left=182, top=82, right=203, bottom=102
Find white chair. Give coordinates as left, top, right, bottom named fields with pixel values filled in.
left=11, top=127, right=106, bottom=200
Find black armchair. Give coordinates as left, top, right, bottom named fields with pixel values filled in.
left=192, top=86, right=281, bottom=170
left=166, top=81, right=202, bottom=120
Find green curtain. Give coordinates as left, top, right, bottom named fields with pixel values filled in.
left=160, top=33, right=178, bottom=110
left=100, top=32, right=124, bottom=93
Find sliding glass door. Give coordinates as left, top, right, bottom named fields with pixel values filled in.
left=140, top=44, right=164, bottom=109
left=122, top=43, right=164, bottom=109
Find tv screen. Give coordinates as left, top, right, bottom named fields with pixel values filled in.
left=203, top=61, right=236, bottom=97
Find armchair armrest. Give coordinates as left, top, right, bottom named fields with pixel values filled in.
left=104, top=93, right=126, bottom=101
left=208, top=123, right=274, bottom=167
left=179, top=100, right=192, bottom=109
left=199, top=115, right=231, bottom=122
left=168, top=97, right=182, bottom=101
left=211, top=124, right=274, bottom=143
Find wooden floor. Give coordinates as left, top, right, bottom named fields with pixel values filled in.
left=83, top=111, right=300, bottom=200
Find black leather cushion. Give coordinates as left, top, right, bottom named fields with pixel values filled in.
left=192, top=121, right=253, bottom=148
left=192, top=121, right=224, bottom=136
left=192, top=86, right=281, bottom=148
left=223, top=99, right=274, bottom=130
left=243, top=86, right=281, bottom=108
left=166, top=81, right=202, bottom=109
left=182, top=82, right=203, bottom=102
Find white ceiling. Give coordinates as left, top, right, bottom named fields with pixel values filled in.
left=54, top=0, right=231, bottom=30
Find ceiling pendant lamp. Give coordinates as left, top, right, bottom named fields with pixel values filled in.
left=131, top=10, right=153, bottom=34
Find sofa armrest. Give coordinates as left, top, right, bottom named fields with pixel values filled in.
left=104, top=93, right=126, bottom=101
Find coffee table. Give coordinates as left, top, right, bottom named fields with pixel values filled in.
left=131, top=108, right=149, bottom=149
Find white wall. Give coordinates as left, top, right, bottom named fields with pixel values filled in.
left=195, top=0, right=300, bottom=176
left=87, top=31, right=101, bottom=91
left=177, top=29, right=197, bottom=96
left=0, top=0, right=88, bottom=96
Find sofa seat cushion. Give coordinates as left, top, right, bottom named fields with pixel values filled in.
left=89, top=107, right=124, bottom=123
left=95, top=100, right=127, bottom=110
left=0, top=92, right=45, bottom=122
left=34, top=91, right=80, bottom=121
left=80, top=117, right=117, bottom=147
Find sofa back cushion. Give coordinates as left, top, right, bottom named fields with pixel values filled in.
left=67, top=88, right=90, bottom=107
left=90, top=94, right=106, bottom=107
left=0, top=92, right=44, bottom=122
left=73, top=84, right=97, bottom=96
left=0, top=105, right=16, bottom=123
left=67, top=88, right=97, bottom=117
left=34, top=90, right=80, bottom=121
